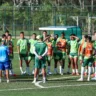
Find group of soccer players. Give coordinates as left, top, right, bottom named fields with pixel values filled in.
left=0, top=30, right=96, bottom=83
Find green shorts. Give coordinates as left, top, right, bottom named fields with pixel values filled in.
left=19, top=53, right=28, bottom=60
left=35, top=57, right=46, bottom=69
left=46, top=55, right=52, bottom=61
left=28, top=53, right=35, bottom=61
left=69, top=53, right=78, bottom=58
left=82, top=57, right=94, bottom=67
left=55, top=51, right=66, bottom=60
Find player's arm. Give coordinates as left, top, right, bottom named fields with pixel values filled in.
left=43, top=36, right=50, bottom=42
left=42, top=47, right=48, bottom=57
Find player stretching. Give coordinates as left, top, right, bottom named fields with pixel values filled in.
left=56, top=32, right=68, bottom=75
left=32, top=35, right=48, bottom=83
left=0, top=40, right=10, bottom=83
left=28, top=33, right=37, bottom=74
left=17, top=32, right=30, bottom=75
left=46, top=35, right=53, bottom=75
left=78, top=36, right=94, bottom=81
left=69, top=34, right=79, bottom=75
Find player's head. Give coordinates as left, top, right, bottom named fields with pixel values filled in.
left=36, top=35, right=43, bottom=41
left=8, top=34, right=12, bottom=40
left=2, top=34, right=6, bottom=40
left=61, top=32, right=65, bottom=38
left=43, top=30, right=47, bottom=37
left=5, top=30, right=9, bottom=36
left=87, top=36, right=92, bottom=42
left=20, top=32, right=24, bottom=39
left=84, top=35, right=88, bottom=41
left=32, top=33, right=36, bottom=40
left=70, top=34, right=76, bottom=40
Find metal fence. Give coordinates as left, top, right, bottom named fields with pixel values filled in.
left=0, top=5, right=96, bottom=37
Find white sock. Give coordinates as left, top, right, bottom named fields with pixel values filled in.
left=81, top=67, right=84, bottom=80
left=76, top=69, right=78, bottom=73
left=88, top=67, right=91, bottom=80
left=9, top=70, right=14, bottom=75
left=85, top=69, right=88, bottom=73
left=72, top=69, right=75, bottom=73
left=92, top=67, right=95, bottom=73
left=59, top=66, right=62, bottom=74
left=20, top=67, right=23, bottom=73
left=95, top=67, right=96, bottom=78
left=33, top=78, right=36, bottom=82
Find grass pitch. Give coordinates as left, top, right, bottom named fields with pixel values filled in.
left=0, top=53, right=96, bottom=96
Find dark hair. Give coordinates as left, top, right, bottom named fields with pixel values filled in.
left=87, top=36, right=92, bottom=41
left=5, top=30, right=9, bottom=33
left=61, top=32, right=65, bottom=35
left=43, top=30, right=47, bottom=33
left=33, top=33, right=36, bottom=36
left=94, top=32, right=96, bottom=34
left=70, top=34, right=76, bottom=36
left=8, top=34, right=12, bottom=37
left=84, top=35, right=88, bottom=39
left=2, top=34, right=6, bottom=38
left=20, top=32, right=24, bottom=34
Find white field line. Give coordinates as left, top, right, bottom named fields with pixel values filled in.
left=0, top=83, right=96, bottom=92
left=35, top=81, right=44, bottom=88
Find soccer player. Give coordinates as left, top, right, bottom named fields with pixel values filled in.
left=91, top=32, right=96, bottom=80
left=68, top=34, right=79, bottom=75
left=52, top=34, right=58, bottom=74
left=43, top=30, right=47, bottom=41
left=0, top=40, right=10, bottom=83
left=32, top=35, right=48, bottom=83
left=56, top=32, right=68, bottom=75
left=6, top=34, right=16, bottom=76
left=46, top=35, right=53, bottom=75
left=78, top=35, right=88, bottom=75
left=17, top=32, right=30, bottom=75
left=28, top=33, right=37, bottom=74
left=78, top=36, right=94, bottom=81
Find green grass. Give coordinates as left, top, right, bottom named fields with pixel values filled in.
left=0, top=53, right=96, bottom=96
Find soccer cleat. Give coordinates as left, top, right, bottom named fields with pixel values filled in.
left=32, top=80, right=36, bottom=84
left=76, top=73, right=80, bottom=76
left=7, top=79, right=9, bottom=83
left=87, top=78, right=90, bottom=81
left=91, top=77, right=96, bottom=80
left=77, top=78, right=83, bottom=81
left=72, top=72, right=76, bottom=75
left=42, top=79, right=46, bottom=83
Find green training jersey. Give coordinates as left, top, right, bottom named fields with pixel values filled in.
left=17, top=38, right=29, bottom=54
left=34, top=41, right=47, bottom=56
left=69, top=40, right=78, bottom=53
left=93, top=40, right=96, bottom=49
left=29, top=39, right=37, bottom=54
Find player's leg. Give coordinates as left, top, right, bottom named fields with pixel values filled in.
left=67, top=56, right=71, bottom=74
left=4, top=61, right=10, bottom=83
left=74, top=56, right=79, bottom=75
left=0, top=62, right=3, bottom=83
left=78, top=59, right=88, bottom=81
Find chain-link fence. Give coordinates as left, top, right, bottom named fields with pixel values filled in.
left=0, top=5, right=96, bottom=37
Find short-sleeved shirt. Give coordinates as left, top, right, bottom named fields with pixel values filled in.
left=0, top=45, right=9, bottom=62
left=68, top=40, right=78, bottom=53
left=29, top=39, right=37, bottom=54
left=17, top=38, right=29, bottom=54
left=34, top=41, right=47, bottom=56
left=56, top=37, right=68, bottom=52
